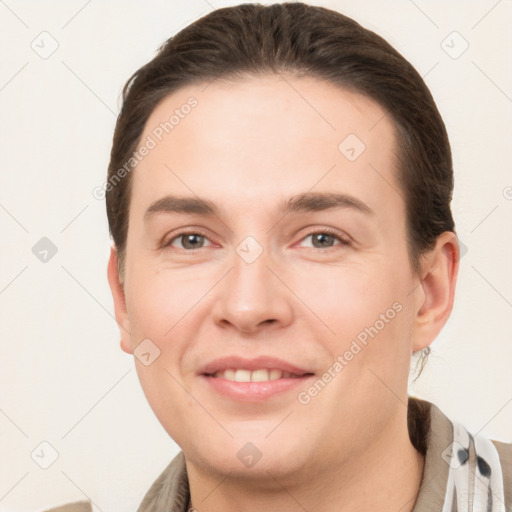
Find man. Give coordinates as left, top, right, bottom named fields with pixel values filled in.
left=48, top=2, right=511, bottom=511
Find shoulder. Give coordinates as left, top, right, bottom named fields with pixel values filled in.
left=492, top=438, right=512, bottom=506
left=409, top=396, right=512, bottom=512
left=41, top=502, right=92, bottom=512
left=492, top=437, right=512, bottom=466
left=137, top=450, right=189, bottom=511
left=37, top=452, right=188, bottom=512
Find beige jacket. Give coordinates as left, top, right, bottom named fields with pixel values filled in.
left=44, top=397, right=511, bottom=512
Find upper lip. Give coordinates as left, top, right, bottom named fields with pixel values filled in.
left=198, top=356, right=313, bottom=376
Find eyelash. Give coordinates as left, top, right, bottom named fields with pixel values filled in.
left=162, top=227, right=350, bottom=252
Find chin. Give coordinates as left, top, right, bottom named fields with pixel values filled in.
left=183, top=429, right=310, bottom=481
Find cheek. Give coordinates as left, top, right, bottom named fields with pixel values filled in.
left=308, top=262, right=414, bottom=362
left=134, top=360, right=193, bottom=445
left=125, top=266, right=200, bottom=341
left=301, top=269, right=399, bottom=333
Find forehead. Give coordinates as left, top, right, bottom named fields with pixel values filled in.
left=130, top=73, right=402, bottom=222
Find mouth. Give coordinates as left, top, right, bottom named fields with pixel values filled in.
left=207, top=368, right=309, bottom=382
left=198, top=357, right=315, bottom=401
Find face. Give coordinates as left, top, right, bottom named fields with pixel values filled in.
left=111, top=74, right=430, bottom=482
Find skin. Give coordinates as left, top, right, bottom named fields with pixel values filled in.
left=108, top=73, right=459, bottom=512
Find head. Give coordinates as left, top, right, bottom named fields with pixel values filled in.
left=107, top=2, right=458, bottom=484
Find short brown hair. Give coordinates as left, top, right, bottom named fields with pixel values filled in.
left=106, top=2, right=455, bottom=281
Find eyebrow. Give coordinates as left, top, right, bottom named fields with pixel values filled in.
left=143, top=191, right=374, bottom=222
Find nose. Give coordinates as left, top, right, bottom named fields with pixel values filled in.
left=211, top=240, right=294, bottom=335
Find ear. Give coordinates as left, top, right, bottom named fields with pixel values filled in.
left=107, top=246, right=133, bottom=354
left=411, top=231, right=460, bottom=352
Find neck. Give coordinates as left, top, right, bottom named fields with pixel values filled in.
left=186, top=408, right=425, bottom=512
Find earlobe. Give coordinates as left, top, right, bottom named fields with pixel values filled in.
left=107, top=246, right=133, bottom=354
left=120, top=338, right=132, bottom=354
left=411, top=232, right=460, bottom=352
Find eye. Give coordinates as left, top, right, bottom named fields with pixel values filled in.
left=164, top=231, right=213, bottom=250
left=298, top=229, right=350, bottom=250
left=162, top=228, right=350, bottom=251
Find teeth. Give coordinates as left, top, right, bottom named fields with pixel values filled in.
left=234, top=369, right=251, bottom=382
left=251, top=369, right=270, bottom=382
left=224, top=369, right=236, bottom=381
left=269, top=369, right=282, bottom=380
left=213, top=368, right=300, bottom=382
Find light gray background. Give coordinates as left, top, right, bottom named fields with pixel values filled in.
left=0, top=1, right=511, bottom=510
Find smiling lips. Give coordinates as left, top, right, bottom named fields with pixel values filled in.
left=212, top=368, right=303, bottom=382
left=199, top=355, right=312, bottom=377
left=199, top=356, right=315, bottom=400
